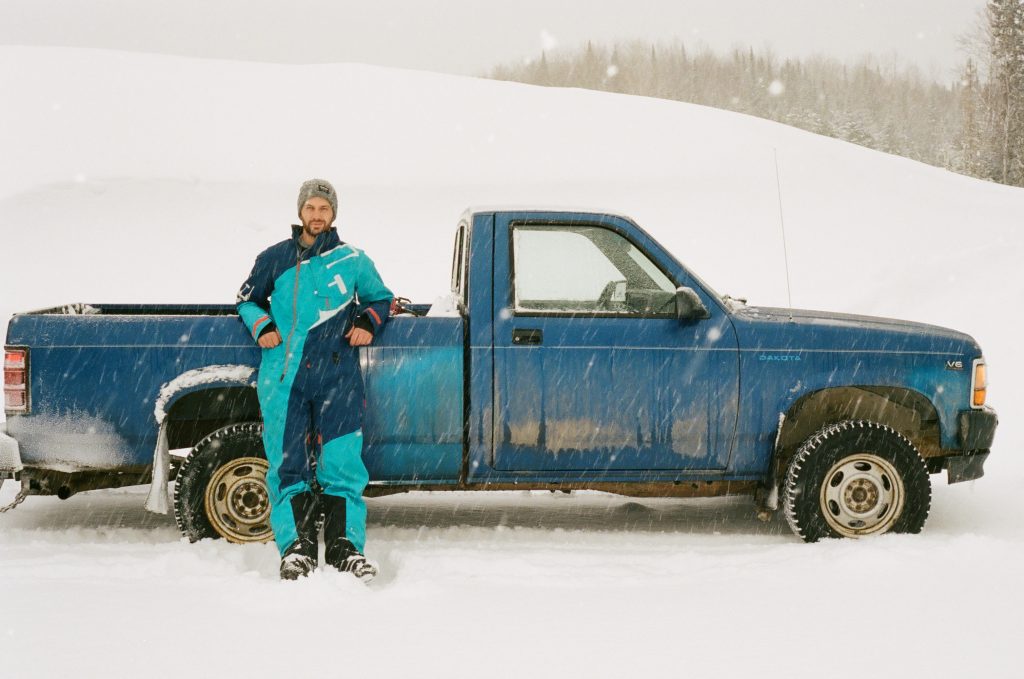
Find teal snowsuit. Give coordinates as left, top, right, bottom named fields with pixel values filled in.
left=237, top=226, right=392, bottom=556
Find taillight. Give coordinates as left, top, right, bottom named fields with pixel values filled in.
left=4, top=347, right=28, bottom=413
left=971, top=358, right=987, bottom=408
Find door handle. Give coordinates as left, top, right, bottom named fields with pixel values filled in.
left=512, top=328, right=543, bottom=345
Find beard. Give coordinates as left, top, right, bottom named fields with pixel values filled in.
left=302, top=220, right=329, bottom=240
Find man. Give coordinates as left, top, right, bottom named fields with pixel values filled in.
left=236, top=179, right=392, bottom=581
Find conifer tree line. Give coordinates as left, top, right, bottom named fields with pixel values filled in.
left=488, top=1, right=1024, bottom=188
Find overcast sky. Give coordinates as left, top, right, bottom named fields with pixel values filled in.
left=0, top=0, right=986, bottom=81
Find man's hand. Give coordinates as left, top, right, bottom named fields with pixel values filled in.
left=345, top=327, right=373, bottom=347
left=258, top=329, right=282, bottom=349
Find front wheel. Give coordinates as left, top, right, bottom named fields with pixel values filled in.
left=783, top=420, right=931, bottom=542
left=173, top=422, right=274, bottom=543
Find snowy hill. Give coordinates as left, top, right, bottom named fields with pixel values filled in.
left=1, top=47, right=1022, bottom=678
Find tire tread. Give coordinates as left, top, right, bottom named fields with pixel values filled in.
left=783, top=419, right=931, bottom=542
left=173, top=421, right=265, bottom=541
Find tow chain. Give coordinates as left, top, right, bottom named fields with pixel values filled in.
left=0, top=484, right=28, bottom=513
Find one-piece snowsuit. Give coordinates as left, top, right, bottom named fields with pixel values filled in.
left=236, top=225, right=392, bottom=556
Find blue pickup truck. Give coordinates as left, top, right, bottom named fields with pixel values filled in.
left=1, top=209, right=998, bottom=542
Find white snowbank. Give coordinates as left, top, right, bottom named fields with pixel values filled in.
left=1, top=483, right=1021, bottom=679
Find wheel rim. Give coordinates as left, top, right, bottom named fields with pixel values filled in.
left=203, top=456, right=273, bottom=543
left=819, top=453, right=905, bottom=537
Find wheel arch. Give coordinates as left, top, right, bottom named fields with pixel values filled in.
left=163, top=385, right=262, bottom=451
left=772, top=386, right=941, bottom=484
left=152, top=364, right=261, bottom=451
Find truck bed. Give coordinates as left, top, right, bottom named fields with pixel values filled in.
left=5, top=305, right=463, bottom=484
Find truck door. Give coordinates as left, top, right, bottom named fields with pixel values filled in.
left=492, top=215, right=739, bottom=472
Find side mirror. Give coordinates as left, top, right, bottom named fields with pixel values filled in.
left=676, top=287, right=711, bottom=322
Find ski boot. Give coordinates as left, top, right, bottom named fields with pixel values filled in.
left=336, top=553, right=379, bottom=582
left=279, top=492, right=320, bottom=581
left=322, top=494, right=378, bottom=582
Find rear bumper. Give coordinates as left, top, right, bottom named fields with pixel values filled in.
left=0, top=423, right=24, bottom=480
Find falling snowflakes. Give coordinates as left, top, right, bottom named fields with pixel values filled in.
left=540, top=30, right=558, bottom=51
left=768, top=80, right=785, bottom=96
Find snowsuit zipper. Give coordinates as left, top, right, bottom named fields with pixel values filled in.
left=280, top=252, right=302, bottom=382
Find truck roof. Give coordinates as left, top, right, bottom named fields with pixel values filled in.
left=461, top=206, right=635, bottom=222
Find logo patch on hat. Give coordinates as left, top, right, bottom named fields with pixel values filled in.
left=318, top=184, right=332, bottom=193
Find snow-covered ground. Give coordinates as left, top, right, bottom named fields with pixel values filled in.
left=1, top=47, right=1022, bottom=678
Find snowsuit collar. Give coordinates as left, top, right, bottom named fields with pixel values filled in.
left=290, top=225, right=342, bottom=258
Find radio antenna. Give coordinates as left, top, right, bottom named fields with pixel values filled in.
left=773, top=147, right=795, bottom=322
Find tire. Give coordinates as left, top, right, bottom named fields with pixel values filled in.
left=173, top=422, right=274, bottom=544
left=783, top=420, right=931, bottom=542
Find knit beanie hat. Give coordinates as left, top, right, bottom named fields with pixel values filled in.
left=297, top=178, right=338, bottom=220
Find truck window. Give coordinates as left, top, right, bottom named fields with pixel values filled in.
left=512, top=225, right=676, bottom=315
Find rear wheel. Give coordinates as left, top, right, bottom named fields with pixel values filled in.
left=173, top=422, right=273, bottom=543
left=783, top=420, right=931, bottom=542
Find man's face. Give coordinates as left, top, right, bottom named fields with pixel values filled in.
left=300, top=197, right=335, bottom=240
